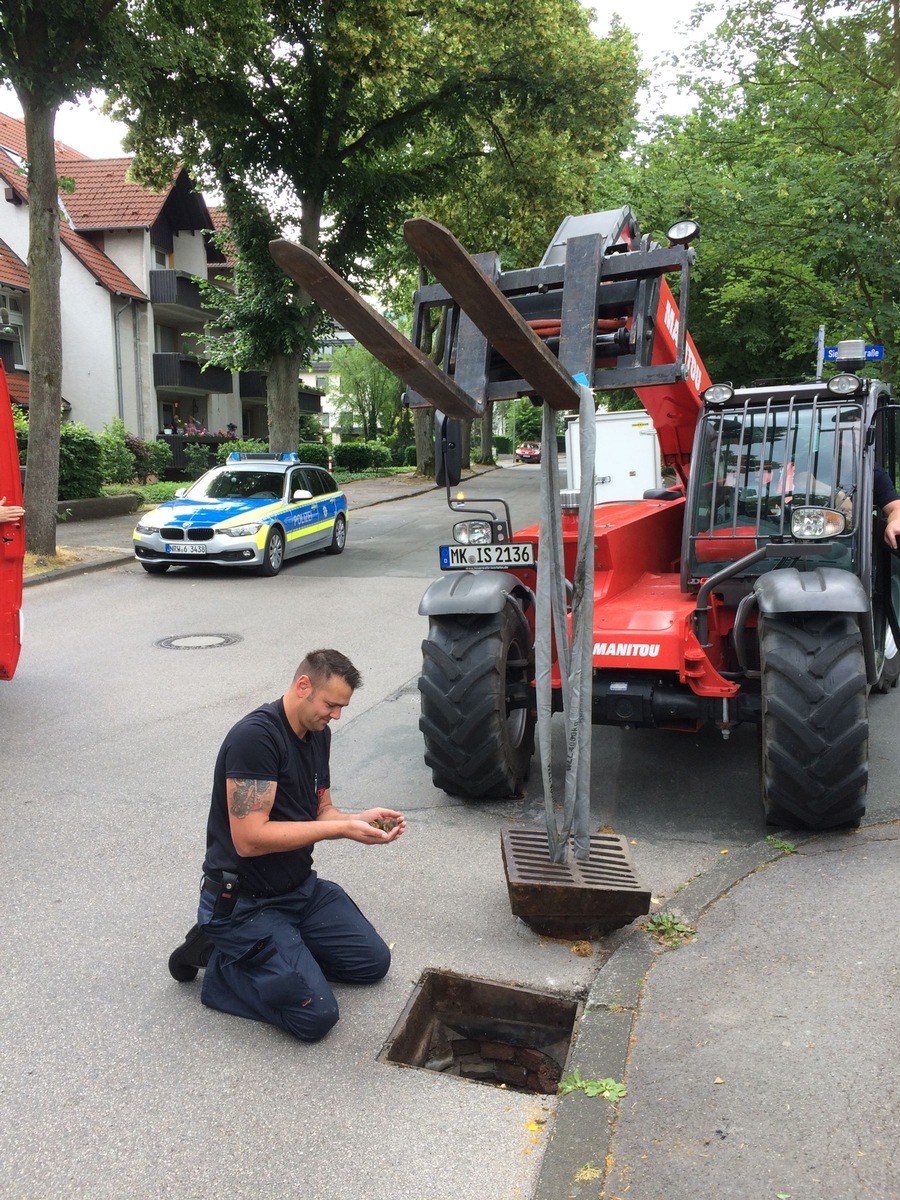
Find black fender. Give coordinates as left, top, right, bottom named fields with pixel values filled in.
left=753, top=566, right=869, bottom=614
left=418, top=570, right=533, bottom=618
left=754, top=566, right=876, bottom=683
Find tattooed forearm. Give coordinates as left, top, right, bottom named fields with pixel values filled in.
left=229, top=778, right=275, bottom=819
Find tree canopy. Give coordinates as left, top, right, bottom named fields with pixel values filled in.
left=112, top=0, right=642, bottom=456
left=610, top=0, right=900, bottom=384
left=0, top=0, right=132, bottom=553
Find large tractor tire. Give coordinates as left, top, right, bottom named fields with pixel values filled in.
left=418, top=603, right=535, bottom=799
left=759, top=612, right=868, bottom=829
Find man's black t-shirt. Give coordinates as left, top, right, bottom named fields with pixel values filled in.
left=874, top=465, right=899, bottom=510
left=202, top=699, right=331, bottom=897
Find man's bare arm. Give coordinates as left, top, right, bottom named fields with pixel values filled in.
left=226, top=778, right=401, bottom=856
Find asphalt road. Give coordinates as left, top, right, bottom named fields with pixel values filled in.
left=3, top=464, right=899, bottom=1199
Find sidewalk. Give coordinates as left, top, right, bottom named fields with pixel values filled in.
left=534, top=819, right=900, bottom=1199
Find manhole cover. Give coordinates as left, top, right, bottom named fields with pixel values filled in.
left=379, top=969, right=579, bottom=1095
left=156, top=634, right=243, bottom=650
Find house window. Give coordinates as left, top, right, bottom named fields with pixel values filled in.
left=153, top=246, right=171, bottom=268
left=155, top=323, right=179, bottom=353
left=315, top=376, right=328, bottom=391
left=0, top=293, right=26, bottom=369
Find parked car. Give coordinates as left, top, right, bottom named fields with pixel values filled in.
left=514, top=442, right=541, bottom=463
left=133, top=452, right=347, bottom=576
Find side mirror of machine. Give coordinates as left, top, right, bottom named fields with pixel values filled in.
left=435, top=411, right=462, bottom=488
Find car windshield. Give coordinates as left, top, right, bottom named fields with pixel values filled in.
left=186, top=469, right=285, bottom=501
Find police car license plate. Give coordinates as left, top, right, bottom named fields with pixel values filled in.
left=166, top=543, right=206, bottom=555
left=439, top=543, right=535, bottom=569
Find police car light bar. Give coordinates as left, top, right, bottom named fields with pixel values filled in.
left=226, top=452, right=301, bottom=462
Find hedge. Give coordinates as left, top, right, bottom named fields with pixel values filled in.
left=333, top=442, right=373, bottom=471
left=298, top=442, right=329, bottom=467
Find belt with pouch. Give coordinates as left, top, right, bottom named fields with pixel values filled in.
left=202, top=872, right=240, bottom=915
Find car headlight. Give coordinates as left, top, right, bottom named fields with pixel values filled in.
left=135, top=521, right=162, bottom=534
left=216, top=523, right=264, bottom=537
left=791, top=507, right=846, bottom=539
left=453, top=519, right=493, bottom=545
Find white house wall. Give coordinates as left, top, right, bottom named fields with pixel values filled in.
left=172, top=230, right=208, bottom=276
left=59, top=249, right=131, bottom=432
left=102, top=229, right=146, bottom=290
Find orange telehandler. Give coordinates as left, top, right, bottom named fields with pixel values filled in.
left=270, top=208, right=900, bottom=831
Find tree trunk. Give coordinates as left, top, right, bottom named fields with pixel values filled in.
left=20, top=97, right=62, bottom=556
left=478, top=401, right=495, bottom=465
left=266, top=348, right=306, bottom=452
left=414, top=407, right=435, bottom=477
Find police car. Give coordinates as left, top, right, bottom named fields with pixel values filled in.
left=133, top=452, right=348, bottom=576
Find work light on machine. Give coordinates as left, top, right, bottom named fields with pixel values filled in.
left=667, top=219, right=701, bottom=247
left=791, top=507, right=846, bottom=539
left=827, top=373, right=863, bottom=397
left=702, top=383, right=734, bottom=407
left=453, top=519, right=493, bottom=545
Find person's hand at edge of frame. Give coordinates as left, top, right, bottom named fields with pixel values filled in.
left=0, top=495, right=24, bottom=524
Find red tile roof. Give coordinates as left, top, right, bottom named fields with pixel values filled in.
left=60, top=222, right=146, bottom=298
left=0, top=237, right=28, bottom=291
left=206, top=206, right=235, bottom=266
left=59, top=158, right=173, bottom=230
left=0, top=112, right=89, bottom=162
left=0, top=149, right=146, bottom=300
left=4, top=370, right=30, bottom=406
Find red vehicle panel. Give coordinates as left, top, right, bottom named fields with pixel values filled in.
left=0, top=362, right=24, bottom=680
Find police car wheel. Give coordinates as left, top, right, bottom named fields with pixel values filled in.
left=259, top=527, right=286, bottom=576
left=326, top=514, right=346, bottom=555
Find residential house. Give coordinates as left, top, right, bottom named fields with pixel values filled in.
left=0, top=110, right=320, bottom=443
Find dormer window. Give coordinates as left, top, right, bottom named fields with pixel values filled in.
left=0, top=292, right=26, bottom=369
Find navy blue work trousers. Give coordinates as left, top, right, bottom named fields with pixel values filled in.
left=197, top=871, right=391, bottom=1042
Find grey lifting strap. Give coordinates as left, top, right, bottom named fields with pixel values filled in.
left=534, top=386, right=596, bottom=863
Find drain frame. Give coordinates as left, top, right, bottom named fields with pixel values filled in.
left=379, top=968, right=581, bottom=1095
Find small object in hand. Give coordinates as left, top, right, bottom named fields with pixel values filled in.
left=370, top=818, right=398, bottom=832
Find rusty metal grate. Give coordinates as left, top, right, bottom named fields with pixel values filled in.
left=501, top=827, right=651, bottom=937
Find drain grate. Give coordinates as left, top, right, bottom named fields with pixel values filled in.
left=501, top=827, right=651, bottom=937
left=379, top=969, right=579, bottom=1096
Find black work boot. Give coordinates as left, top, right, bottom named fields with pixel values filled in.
left=168, top=924, right=214, bottom=982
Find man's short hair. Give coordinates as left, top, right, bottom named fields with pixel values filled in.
left=294, top=649, right=362, bottom=692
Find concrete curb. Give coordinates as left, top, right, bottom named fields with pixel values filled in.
left=532, top=826, right=823, bottom=1200
left=23, top=551, right=133, bottom=587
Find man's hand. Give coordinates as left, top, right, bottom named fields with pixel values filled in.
left=343, top=814, right=405, bottom=844
left=884, top=501, right=900, bottom=550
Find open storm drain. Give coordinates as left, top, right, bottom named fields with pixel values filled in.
left=156, top=634, right=243, bottom=650
left=379, top=969, right=580, bottom=1096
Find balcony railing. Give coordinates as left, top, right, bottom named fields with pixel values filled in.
left=153, top=353, right=232, bottom=395
left=148, top=269, right=207, bottom=314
